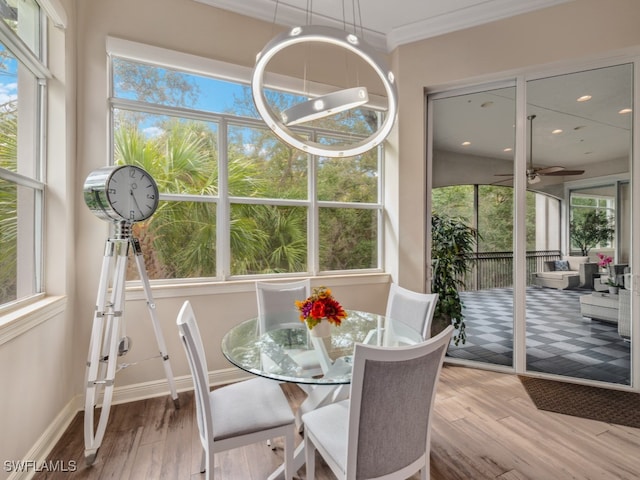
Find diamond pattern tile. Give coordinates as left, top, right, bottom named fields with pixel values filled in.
left=446, top=286, right=631, bottom=385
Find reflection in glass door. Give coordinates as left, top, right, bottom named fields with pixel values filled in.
left=429, top=63, right=634, bottom=387
left=525, top=64, right=633, bottom=385
left=430, top=85, right=516, bottom=367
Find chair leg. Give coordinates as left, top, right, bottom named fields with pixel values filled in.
left=201, top=445, right=213, bottom=480
left=200, top=448, right=206, bottom=474
left=304, top=437, right=316, bottom=480
left=284, top=431, right=294, bottom=480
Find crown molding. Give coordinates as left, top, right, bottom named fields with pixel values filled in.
left=195, top=0, right=572, bottom=53
left=385, top=0, right=573, bottom=51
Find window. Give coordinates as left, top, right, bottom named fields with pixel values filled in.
left=0, top=0, right=49, bottom=309
left=570, top=189, right=616, bottom=251
left=108, top=45, right=384, bottom=281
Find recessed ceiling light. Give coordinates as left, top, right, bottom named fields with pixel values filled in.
left=552, top=129, right=563, bottom=134
left=503, top=147, right=512, bottom=152
left=462, top=141, right=471, bottom=146
left=619, top=108, right=632, bottom=114
left=577, top=95, right=592, bottom=102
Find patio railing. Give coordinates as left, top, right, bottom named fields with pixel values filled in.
left=451, top=250, right=561, bottom=291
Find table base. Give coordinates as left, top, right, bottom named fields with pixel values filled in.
left=270, top=384, right=349, bottom=480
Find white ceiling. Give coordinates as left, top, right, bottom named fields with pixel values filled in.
left=194, top=0, right=573, bottom=52
left=434, top=64, right=633, bottom=170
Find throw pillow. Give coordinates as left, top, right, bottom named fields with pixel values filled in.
left=554, top=260, right=570, bottom=271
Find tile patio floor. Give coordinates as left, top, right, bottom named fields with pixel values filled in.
left=446, top=286, right=631, bottom=385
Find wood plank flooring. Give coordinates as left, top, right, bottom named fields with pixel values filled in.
left=33, top=366, right=640, bottom=479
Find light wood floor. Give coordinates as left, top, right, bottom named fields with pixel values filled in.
left=34, top=366, right=640, bottom=479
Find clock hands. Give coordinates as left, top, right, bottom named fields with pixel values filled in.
left=130, top=188, right=145, bottom=217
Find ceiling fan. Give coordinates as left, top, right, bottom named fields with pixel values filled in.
left=495, top=114, right=585, bottom=184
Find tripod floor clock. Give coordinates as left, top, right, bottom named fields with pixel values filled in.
left=83, top=165, right=179, bottom=465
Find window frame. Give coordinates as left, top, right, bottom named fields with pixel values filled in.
left=0, top=2, right=50, bottom=313
left=106, top=37, right=385, bottom=283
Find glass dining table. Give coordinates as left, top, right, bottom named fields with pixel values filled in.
left=221, top=309, right=423, bottom=479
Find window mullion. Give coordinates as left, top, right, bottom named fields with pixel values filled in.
left=309, top=136, right=318, bottom=275
left=0, top=20, right=50, bottom=79
left=218, top=118, right=229, bottom=280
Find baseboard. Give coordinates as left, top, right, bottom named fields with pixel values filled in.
left=107, top=367, right=251, bottom=405
left=7, top=398, right=77, bottom=480
left=9, top=368, right=250, bottom=479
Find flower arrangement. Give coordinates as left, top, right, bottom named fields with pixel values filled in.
left=597, top=253, right=613, bottom=269
left=295, top=286, right=347, bottom=330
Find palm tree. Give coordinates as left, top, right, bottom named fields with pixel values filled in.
left=0, top=100, right=18, bottom=303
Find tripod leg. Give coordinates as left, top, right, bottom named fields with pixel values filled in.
left=131, top=237, right=180, bottom=408
left=84, top=239, right=128, bottom=464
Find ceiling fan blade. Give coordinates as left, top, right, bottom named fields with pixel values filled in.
left=534, top=166, right=565, bottom=174
left=491, top=177, right=514, bottom=185
left=494, top=173, right=514, bottom=177
left=540, top=169, right=585, bottom=176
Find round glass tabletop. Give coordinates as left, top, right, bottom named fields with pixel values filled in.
left=221, top=310, right=422, bottom=385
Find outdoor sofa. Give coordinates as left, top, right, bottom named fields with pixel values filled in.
left=532, top=255, right=597, bottom=290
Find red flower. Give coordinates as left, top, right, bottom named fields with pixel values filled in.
left=295, top=286, right=347, bottom=330
left=310, top=301, right=326, bottom=319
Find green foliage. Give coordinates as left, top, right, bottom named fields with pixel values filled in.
left=431, top=213, right=478, bottom=345
left=110, top=76, right=381, bottom=278
left=478, top=186, right=513, bottom=252
left=432, top=185, right=539, bottom=254
left=570, top=209, right=614, bottom=256
left=319, top=208, right=376, bottom=270
left=431, top=185, right=474, bottom=223
left=0, top=101, right=17, bottom=303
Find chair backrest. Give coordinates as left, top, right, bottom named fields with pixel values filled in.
left=386, top=283, right=438, bottom=339
left=346, top=325, right=453, bottom=479
left=176, top=301, right=214, bottom=451
left=256, top=279, right=311, bottom=334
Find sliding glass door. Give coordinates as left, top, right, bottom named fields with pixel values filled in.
left=431, top=83, right=517, bottom=367
left=524, top=64, right=633, bottom=384
left=429, top=62, right=635, bottom=386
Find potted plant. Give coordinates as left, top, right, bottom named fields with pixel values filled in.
left=570, top=210, right=615, bottom=256
left=605, top=278, right=622, bottom=295
left=431, top=213, right=478, bottom=345
left=597, top=253, right=613, bottom=273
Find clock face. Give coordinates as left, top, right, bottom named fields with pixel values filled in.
left=83, top=165, right=159, bottom=223
left=106, top=166, right=159, bottom=222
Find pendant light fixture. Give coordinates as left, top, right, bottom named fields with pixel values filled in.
left=251, top=2, right=398, bottom=158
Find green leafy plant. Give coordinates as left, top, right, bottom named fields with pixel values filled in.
left=605, top=278, right=622, bottom=288
left=570, top=210, right=614, bottom=256
left=431, top=214, right=478, bottom=345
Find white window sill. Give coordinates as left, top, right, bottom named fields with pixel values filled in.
left=0, top=296, right=67, bottom=346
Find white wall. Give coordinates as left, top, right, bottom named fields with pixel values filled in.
left=0, top=0, right=76, bottom=476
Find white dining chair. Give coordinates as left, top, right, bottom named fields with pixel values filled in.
left=302, top=325, right=453, bottom=480
left=386, top=283, right=439, bottom=339
left=176, top=301, right=295, bottom=480
left=364, top=283, right=438, bottom=346
left=256, top=279, right=323, bottom=374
